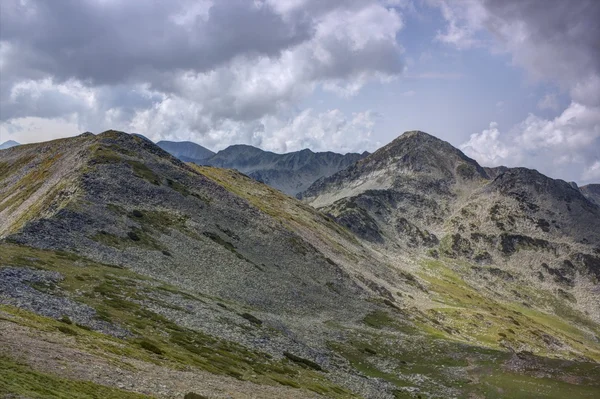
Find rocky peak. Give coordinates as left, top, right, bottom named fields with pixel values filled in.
left=581, top=184, right=600, bottom=205
left=300, top=130, right=488, bottom=206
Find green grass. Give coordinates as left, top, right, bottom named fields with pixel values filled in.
left=0, top=355, right=150, bottom=399
left=481, top=372, right=600, bottom=398
left=417, top=258, right=600, bottom=362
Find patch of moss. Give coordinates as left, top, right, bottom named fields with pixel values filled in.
left=138, top=339, right=164, bottom=355
left=128, top=160, right=160, bottom=185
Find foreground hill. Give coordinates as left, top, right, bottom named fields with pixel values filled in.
left=1, top=130, right=599, bottom=398
left=161, top=142, right=368, bottom=196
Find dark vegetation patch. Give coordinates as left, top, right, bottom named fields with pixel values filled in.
left=203, top=231, right=235, bottom=251
left=283, top=352, right=324, bottom=372
left=395, top=218, right=438, bottom=247
left=557, top=288, right=576, bottom=303
left=572, top=253, right=600, bottom=280
left=473, top=251, right=493, bottom=264
left=471, top=266, right=513, bottom=281
left=355, top=275, right=396, bottom=300
left=138, top=339, right=164, bottom=355
left=56, top=325, right=78, bottom=335
left=131, top=209, right=144, bottom=218
left=439, top=234, right=473, bottom=258
left=128, top=160, right=160, bottom=185
left=499, top=234, right=555, bottom=255
left=470, top=232, right=496, bottom=245
left=202, top=231, right=256, bottom=266
left=184, top=393, right=209, bottom=399
left=239, top=312, right=262, bottom=326
left=541, top=263, right=574, bottom=286
left=537, top=219, right=551, bottom=232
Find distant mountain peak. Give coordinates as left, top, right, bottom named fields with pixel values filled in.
left=0, top=140, right=20, bottom=150
left=156, top=139, right=215, bottom=164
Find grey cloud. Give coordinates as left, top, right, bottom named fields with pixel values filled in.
left=482, top=0, right=600, bottom=106
left=0, top=0, right=405, bottom=156
left=0, top=0, right=314, bottom=85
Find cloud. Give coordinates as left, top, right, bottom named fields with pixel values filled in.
left=461, top=121, right=508, bottom=166
left=461, top=102, right=600, bottom=183
left=537, top=93, right=559, bottom=111
left=429, top=0, right=487, bottom=49
left=434, top=0, right=600, bottom=105
left=434, top=0, right=600, bottom=183
left=0, top=0, right=405, bottom=151
left=0, top=0, right=313, bottom=85
left=128, top=101, right=380, bottom=154
left=583, top=161, right=600, bottom=182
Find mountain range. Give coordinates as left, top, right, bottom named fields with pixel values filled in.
left=1, top=130, right=599, bottom=398
left=157, top=140, right=368, bottom=195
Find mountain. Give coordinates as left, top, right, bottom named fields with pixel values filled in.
left=199, top=144, right=368, bottom=196
left=1, top=130, right=600, bottom=398
left=581, top=184, right=600, bottom=205
left=157, top=140, right=368, bottom=196
left=301, top=130, right=600, bottom=327
left=0, top=140, right=20, bottom=150
left=156, top=140, right=215, bottom=163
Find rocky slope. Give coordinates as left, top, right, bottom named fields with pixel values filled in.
left=581, top=183, right=600, bottom=205
left=156, top=140, right=215, bottom=164
left=1, top=130, right=600, bottom=399
left=301, top=130, right=600, bottom=330
left=192, top=144, right=368, bottom=196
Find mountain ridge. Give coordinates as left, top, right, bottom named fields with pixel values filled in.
left=157, top=140, right=370, bottom=196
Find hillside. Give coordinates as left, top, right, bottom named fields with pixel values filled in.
left=1, top=130, right=600, bottom=398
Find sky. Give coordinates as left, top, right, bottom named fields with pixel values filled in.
left=0, top=0, right=599, bottom=184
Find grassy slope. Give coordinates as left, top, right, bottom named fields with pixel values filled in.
left=0, top=243, right=353, bottom=398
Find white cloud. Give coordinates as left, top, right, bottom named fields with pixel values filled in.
left=583, top=161, right=600, bottom=182
left=537, top=93, right=559, bottom=111
left=429, top=0, right=487, bottom=49
left=461, top=103, right=600, bottom=183
left=438, top=0, right=600, bottom=183
left=461, top=122, right=509, bottom=165
left=128, top=99, right=379, bottom=154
